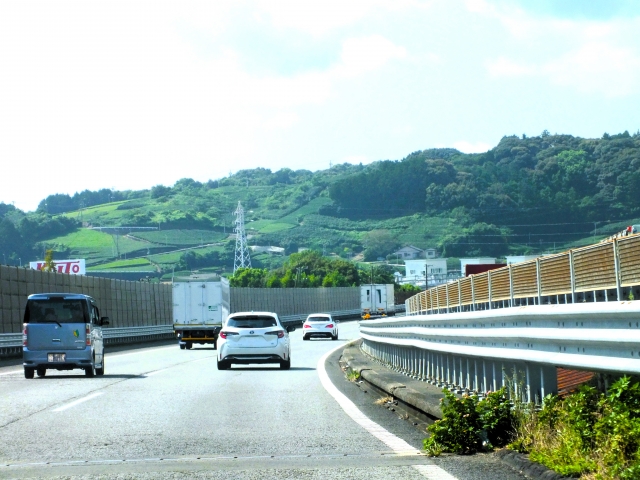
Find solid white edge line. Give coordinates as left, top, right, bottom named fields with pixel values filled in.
left=53, top=392, right=104, bottom=412
left=317, top=340, right=458, bottom=480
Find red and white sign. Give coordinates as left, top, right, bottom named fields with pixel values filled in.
left=30, top=259, right=86, bottom=275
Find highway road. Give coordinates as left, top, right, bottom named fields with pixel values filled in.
left=0, top=321, right=527, bottom=479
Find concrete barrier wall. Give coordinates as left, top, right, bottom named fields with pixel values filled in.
left=0, top=265, right=172, bottom=334
left=230, top=287, right=360, bottom=316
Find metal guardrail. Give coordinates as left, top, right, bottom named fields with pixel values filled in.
left=360, top=302, right=640, bottom=403
left=406, top=234, right=640, bottom=315
left=0, top=325, right=175, bottom=357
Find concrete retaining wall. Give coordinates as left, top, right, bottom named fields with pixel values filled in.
left=230, top=287, right=360, bottom=316
left=0, top=265, right=172, bottom=334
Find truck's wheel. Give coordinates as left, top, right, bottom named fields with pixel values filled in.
left=212, top=341, right=217, bottom=350
left=185, top=342, right=192, bottom=350
left=179, top=343, right=186, bottom=350
left=24, top=367, right=34, bottom=379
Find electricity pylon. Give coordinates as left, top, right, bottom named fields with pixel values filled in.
left=233, top=201, right=251, bottom=272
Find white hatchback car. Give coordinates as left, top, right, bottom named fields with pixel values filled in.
left=217, top=312, right=295, bottom=370
left=302, top=313, right=339, bottom=341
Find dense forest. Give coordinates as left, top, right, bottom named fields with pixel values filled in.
left=327, top=130, right=640, bottom=256
left=2, top=131, right=640, bottom=269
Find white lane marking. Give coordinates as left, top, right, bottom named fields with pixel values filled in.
left=318, top=342, right=458, bottom=480
left=0, top=369, right=22, bottom=376
left=53, top=392, right=104, bottom=412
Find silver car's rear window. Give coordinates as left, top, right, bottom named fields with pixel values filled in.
left=227, top=316, right=277, bottom=328
left=24, top=299, right=88, bottom=324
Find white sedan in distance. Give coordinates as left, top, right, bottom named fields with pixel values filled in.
left=302, top=313, right=339, bottom=341
left=217, top=312, right=295, bottom=370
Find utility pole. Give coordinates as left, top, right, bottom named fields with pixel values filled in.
left=233, top=201, right=251, bottom=273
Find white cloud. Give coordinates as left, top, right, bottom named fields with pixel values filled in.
left=544, top=42, right=640, bottom=97
left=486, top=57, right=535, bottom=77
left=453, top=141, right=492, bottom=153
left=338, top=35, right=408, bottom=77
left=256, top=0, right=431, bottom=36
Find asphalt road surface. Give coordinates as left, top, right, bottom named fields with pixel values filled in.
left=0, top=321, right=527, bottom=479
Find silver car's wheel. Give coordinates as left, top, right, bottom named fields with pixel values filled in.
left=96, top=357, right=105, bottom=376
left=24, top=367, right=34, bottom=379
left=85, top=357, right=96, bottom=377
left=36, top=368, right=46, bottom=377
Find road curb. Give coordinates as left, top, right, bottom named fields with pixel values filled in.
left=340, top=339, right=571, bottom=480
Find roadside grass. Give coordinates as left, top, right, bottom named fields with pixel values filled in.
left=346, top=370, right=361, bottom=382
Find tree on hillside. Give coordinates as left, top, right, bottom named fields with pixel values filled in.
left=363, top=230, right=399, bottom=261
left=229, top=268, right=268, bottom=287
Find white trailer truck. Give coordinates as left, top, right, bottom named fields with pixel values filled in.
left=361, top=284, right=395, bottom=319
left=173, top=279, right=230, bottom=350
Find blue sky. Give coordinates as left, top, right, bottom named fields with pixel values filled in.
left=1, top=0, right=639, bottom=211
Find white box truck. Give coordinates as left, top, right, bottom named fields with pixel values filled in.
left=173, top=279, right=230, bottom=350
left=361, top=284, right=395, bottom=319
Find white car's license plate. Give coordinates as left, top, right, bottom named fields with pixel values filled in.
left=48, top=353, right=66, bottom=362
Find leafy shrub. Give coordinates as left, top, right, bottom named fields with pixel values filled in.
left=424, top=387, right=514, bottom=456
left=512, top=376, right=640, bottom=478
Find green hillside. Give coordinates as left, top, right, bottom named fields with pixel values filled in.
left=2, top=131, right=639, bottom=277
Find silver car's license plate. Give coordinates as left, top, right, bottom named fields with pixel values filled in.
left=48, top=353, right=66, bottom=362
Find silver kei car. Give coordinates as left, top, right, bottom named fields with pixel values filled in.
left=217, top=312, right=295, bottom=370
left=302, top=313, right=339, bottom=341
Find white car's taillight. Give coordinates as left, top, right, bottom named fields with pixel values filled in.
left=220, top=331, right=238, bottom=339
left=326, top=324, right=334, bottom=328
left=303, top=324, right=312, bottom=329
left=266, top=330, right=285, bottom=338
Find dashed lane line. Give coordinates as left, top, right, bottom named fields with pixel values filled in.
left=52, top=392, right=104, bottom=412
left=317, top=342, right=458, bottom=480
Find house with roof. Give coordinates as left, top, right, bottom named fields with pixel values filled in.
left=393, top=245, right=435, bottom=260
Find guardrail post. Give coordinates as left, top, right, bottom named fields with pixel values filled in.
left=613, top=239, right=622, bottom=301
left=466, top=358, right=471, bottom=392
left=569, top=250, right=576, bottom=304
left=536, top=258, right=542, bottom=305
left=492, top=362, right=497, bottom=392
left=509, top=264, right=514, bottom=308
left=482, top=360, right=487, bottom=396
left=488, top=271, right=493, bottom=310
left=471, top=276, right=476, bottom=311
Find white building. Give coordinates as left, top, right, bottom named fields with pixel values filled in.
left=459, top=257, right=496, bottom=273
left=402, top=258, right=448, bottom=287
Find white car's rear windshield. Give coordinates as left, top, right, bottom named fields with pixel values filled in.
left=227, top=316, right=278, bottom=328
left=307, top=316, right=330, bottom=322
